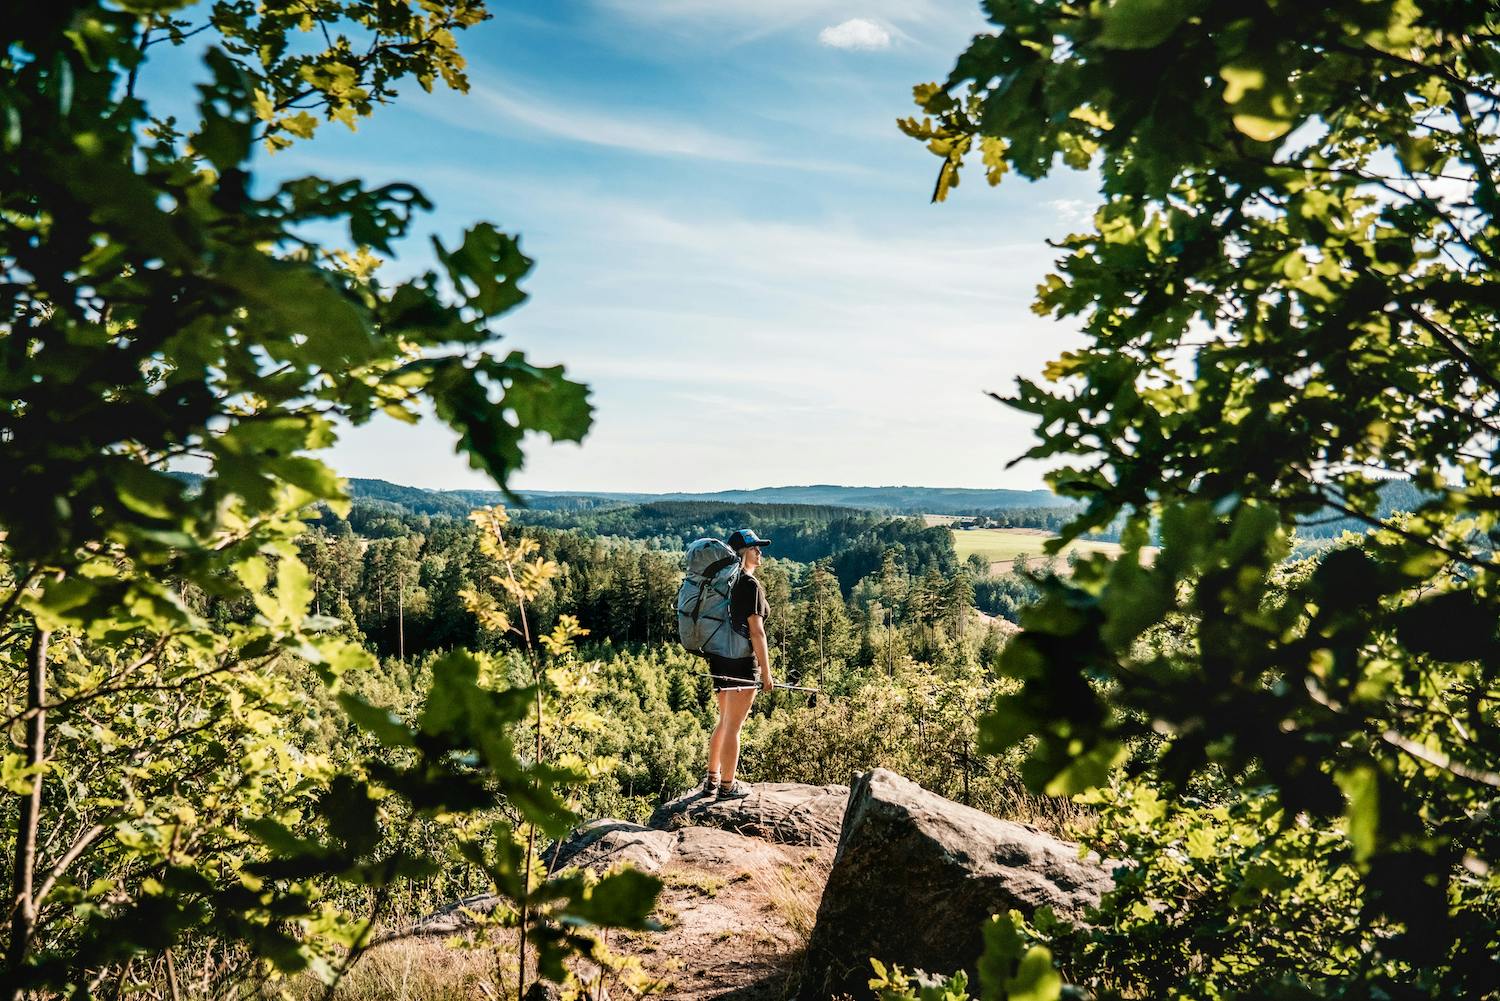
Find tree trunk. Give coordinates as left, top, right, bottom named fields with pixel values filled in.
left=876, top=606, right=888, bottom=678
left=397, top=568, right=405, bottom=662
left=818, top=619, right=825, bottom=680
left=8, top=627, right=50, bottom=996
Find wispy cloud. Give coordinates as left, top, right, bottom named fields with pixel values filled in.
left=818, top=18, right=893, bottom=50
left=320, top=161, right=1077, bottom=492
left=398, top=161, right=1037, bottom=300
left=294, top=0, right=1078, bottom=493
left=396, top=160, right=1068, bottom=359
left=415, top=75, right=864, bottom=175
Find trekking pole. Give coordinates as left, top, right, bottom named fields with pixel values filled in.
left=706, top=675, right=822, bottom=694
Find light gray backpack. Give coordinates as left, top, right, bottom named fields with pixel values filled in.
left=676, top=538, right=753, bottom=659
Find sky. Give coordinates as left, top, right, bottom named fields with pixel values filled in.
left=147, top=1, right=1100, bottom=493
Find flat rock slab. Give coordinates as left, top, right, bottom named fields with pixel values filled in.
left=547, top=818, right=798, bottom=876
left=549, top=819, right=677, bottom=874
left=649, top=782, right=850, bottom=847
left=801, top=768, right=1115, bottom=999
left=410, top=819, right=800, bottom=938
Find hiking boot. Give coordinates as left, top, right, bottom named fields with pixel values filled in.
left=698, top=774, right=720, bottom=798
left=717, top=779, right=752, bottom=801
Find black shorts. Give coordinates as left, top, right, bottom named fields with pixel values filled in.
left=707, top=654, right=758, bottom=692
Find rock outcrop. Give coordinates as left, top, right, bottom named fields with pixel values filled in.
left=649, top=781, right=849, bottom=847
left=549, top=817, right=798, bottom=876
left=547, top=819, right=677, bottom=873
left=402, top=770, right=1113, bottom=1001
left=410, top=813, right=813, bottom=938
left=800, top=768, right=1114, bottom=999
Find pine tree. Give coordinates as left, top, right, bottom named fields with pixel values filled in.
left=612, top=555, right=646, bottom=642
left=757, top=561, right=794, bottom=668
left=978, top=625, right=1004, bottom=672
left=796, top=560, right=854, bottom=692
left=943, top=570, right=975, bottom=643
left=910, top=566, right=946, bottom=658
left=878, top=545, right=909, bottom=615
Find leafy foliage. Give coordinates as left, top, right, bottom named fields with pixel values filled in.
left=155, top=0, right=489, bottom=151
left=340, top=645, right=662, bottom=996
left=870, top=912, right=1065, bottom=1001
left=0, top=1, right=621, bottom=995
left=1056, top=777, right=1383, bottom=998
left=911, top=0, right=1500, bottom=995
left=456, top=505, right=665, bottom=1000
left=2, top=1, right=589, bottom=580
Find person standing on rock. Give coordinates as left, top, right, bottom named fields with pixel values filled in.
left=701, top=528, right=774, bottom=800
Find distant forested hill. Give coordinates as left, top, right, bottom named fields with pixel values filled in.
left=344, top=478, right=1066, bottom=516
left=349, top=478, right=632, bottom=516
left=513, top=500, right=873, bottom=543
left=648, top=485, right=1069, bottom=513
left=346, top=478, right=475, bottom=516
left=508, top=500, right=958, bottom=589
left=204, top=474, right=1430, bottom=539
left=327, top=487, right=959, bottom=593
left=1295, top=479, right=1430, bottom=539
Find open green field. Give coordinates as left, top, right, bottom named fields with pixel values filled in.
left=951, top=528, right=1140, bottom=570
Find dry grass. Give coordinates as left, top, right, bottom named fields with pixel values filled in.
left=663, top=868, right=727, bottom=898
left=283, top=936, right=516, bottom=1001
left=282, top=930, right=667, bottom=1001
left=988, top=784, right=1097, bottom=840
left=753, top=857, right=829, bottom=943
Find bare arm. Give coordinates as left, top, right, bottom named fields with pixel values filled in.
left=748, top=613, right=772, bottom=692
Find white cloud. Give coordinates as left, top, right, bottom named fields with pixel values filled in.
left=594, top=0, right=980, bottom=49
left=818, top=17, right=892, bottom=50
left=1047, top=198, right=1094, bottom=226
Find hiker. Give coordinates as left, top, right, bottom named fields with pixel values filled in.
left=701, top=528, right=773, bottom=800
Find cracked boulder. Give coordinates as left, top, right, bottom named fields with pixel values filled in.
left=800, top=768, right=1115, bottom=999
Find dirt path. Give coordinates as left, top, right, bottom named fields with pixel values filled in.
left=611, top=846, right=830, bottom=999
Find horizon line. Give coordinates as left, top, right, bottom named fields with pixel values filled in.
left=346, top=476, right=1059, bottom=496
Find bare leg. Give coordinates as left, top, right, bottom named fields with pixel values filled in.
left=707, top=690, right=730, bottom=778
left=719, top=688, right=757, bottom=785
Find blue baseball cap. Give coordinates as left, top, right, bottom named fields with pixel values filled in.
left=727, top=528, right=771, bottom=551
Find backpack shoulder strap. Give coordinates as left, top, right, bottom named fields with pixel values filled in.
left=702, top=556, right=736, bottom=579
